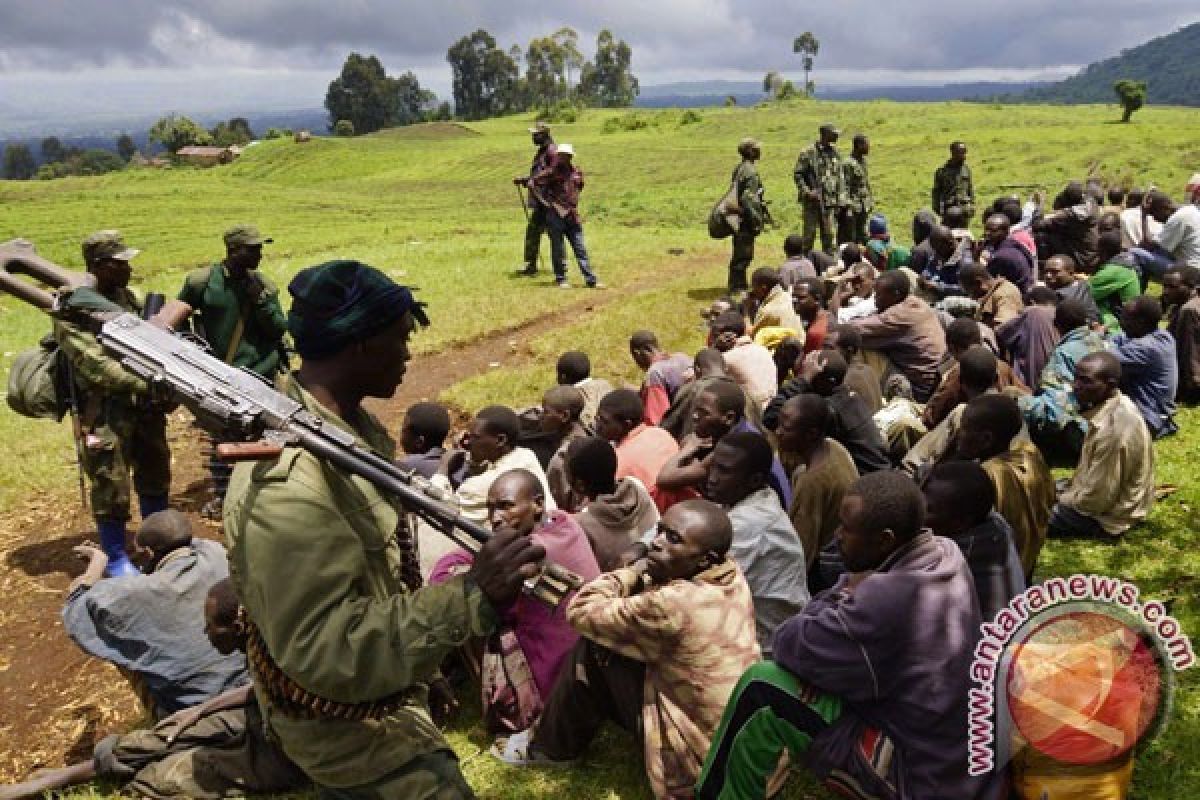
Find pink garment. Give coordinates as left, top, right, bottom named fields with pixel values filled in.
left=722, top=336, right=778, bottom=408
left=614, top=424, right=681, bottom=512
left=1010, top=229, right=1038, bottom=266
left=429, top=511, right=601, bottom=698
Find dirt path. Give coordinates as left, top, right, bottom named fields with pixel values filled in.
left=0, top=251, right=722, bottom=782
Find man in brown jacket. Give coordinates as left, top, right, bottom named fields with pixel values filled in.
left=847, top=271, right=947, bottom=401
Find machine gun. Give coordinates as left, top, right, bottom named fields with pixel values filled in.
left=0, top=246, right=582, bottom=609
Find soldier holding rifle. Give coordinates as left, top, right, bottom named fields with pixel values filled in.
left=514, top=122, right=556, bottom=276
left=794, top=123, right=845, bottom=256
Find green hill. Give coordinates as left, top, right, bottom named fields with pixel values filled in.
left=1018, top=22, right=1200, bottom=106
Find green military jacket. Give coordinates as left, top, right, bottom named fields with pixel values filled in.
left=53, top=286, right=149, bottom=406
left=177, top=264, right=288, bottom=378
left=842, top=155, right=873, bottom=213
left=734, top=160, right=765, bottom=233
left=932, top=160, right=975, bottom=216
left=793, top=142, right=846, bottom=207
left=223, top=375, right=497, bottom=789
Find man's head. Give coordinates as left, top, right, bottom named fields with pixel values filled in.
left=774, top=337, right=805, bottom=382
left=134, top=510, right=193, bottom=571
left=1126, top=188, right=1146, bottom=210
left=837, top=472, right=925, bottom=573
left=1073, top=351, right=1121, bottom=411
left=465, top=405, right=520, bottom=465
left=996, top=199, right=1023, bottom=227
left=565, top=436, right=617, bottom=500
left=823, top=324, right=861, bottom=359
left=912, top=210, right=938, bottom=245
left=223, top=224, right=271, bottom=273
left=922, top=461, right=996, bottom=540
left=1057, top=181, right=1085, bottom=209
left=400, top=402, right=451, bottom=455
left=556, top=350, right=591, bottom=385
left=1042, top=255, right=1078, bottom=289
left=846, top=261, right=877, bottom=301
left=693, top=381, right=746, bottom=440
left=957, top=264, right=993, bottom=300
left=288, top=260, right=428, bottom=399
left=1095, top=230, right=1124, bottom=265
left=750, top=267, right=780, bottom=301
left=928, top=225, right=958, bottom=260
left=703, top=432, right=774, bottom=507
left=646, top=498, right=733, bottom=584
left=1145, top=190, right=1174, bottom=223
left=959, top=346, right=999, bottom=400
left=946, top=317, right=983, bottom=360
left=541, top=386, right=585, bottom=435
left=737, top=137, right=761, bottom=161
left=595, top=389, right=643, bottom=443
left=873, top=270, right=910, bottom=312
left=1054, top=298, right=1091, bottom=336
left=710, top=310, right=747, bottom=345
left=1097, top=211, right=1121, bottom=236
left=693, top=347, right=727, bottom=378
left=204, top=578, right=245, bottom=656
left=949, top=141, right=967, bottom=165
left=1027, top=285, right=1059, bottom=307
left=81, top=230, right=138, bottom=292
left=1107, top=186, right=1126, bottom=207
left=792, top=277, right=825, bottom=322
left=852, top=133, right=869, bottom=156
left=1119, top=295, right=1163, bottom=340
left=629, top=330, right=662, bottom=370
left=486, top=469, right=546, bottom=536
left=809, top=349, right=848, bottom=397
left=956, top=393, right=1022, bottom=462
left=1161, top=266, right=1200, bottom=308
left=942, top=206, right=969, bottom=230
left=840, top=242, right=865, bottom=267
left=783, top=233, right=807, bottom=259
left=983, top=213, right=1011, bottom=248
left=819, top=123, right=840, bottom=145
left=775, top=393, right=831, bottom=455
left=529, top=121, right=551, bottom=147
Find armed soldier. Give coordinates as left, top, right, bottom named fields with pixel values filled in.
left=51, top=231, right=171, bottom=577
left=727, top=137, right=767, bottom=294
left=177, top=225, right=288, bottom=518
left=839, top=134, right=873, bottom=245
left=223, top=259, right=548, bottom=797
left=932, top=141, right=976, bottom=223
left=514, top=122, right=557, bottom=276
left=793, top=123, right=846, bottom=256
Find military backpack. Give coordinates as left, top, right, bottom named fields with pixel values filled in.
left=6, top=333, right=69, bottom=420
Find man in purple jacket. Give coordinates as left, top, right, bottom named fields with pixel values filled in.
left=696, top=471, right=1002, bottom=800
left=981, top=213, right=1035, bottom=296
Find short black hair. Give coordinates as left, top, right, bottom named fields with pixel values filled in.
left=717, top=431, right=774, bottom=480
left=1054, top=298, right=1090, bottom=333
left=557, top=350, right=591, bottom=383
left=206, top=578, right=242, bottom=626
left=782, top=393, right=831, bottom=434
left=793, top=276, right=825, bottom=303
left=959, top=346, right=999, bottom=392
left=137, top=509, right=193, bottom=554
left=997, top=200, right=1022, bottom=227
left=1126, top=188, right=1146, bottom=208
left=694, top=347, right=726, bottom=373
left=958, top=263, right=990, bottom=288
left=853, top=133, right=869, bottom=145
left=927, top=461, right=995, bottom=527
left=841, top=243, right=864, bottom=265
left=1096, top=230, right=1123, bottom=258
left=1166, top=265, right=1200, bottom=289
left=876, top=270, right=911, bottom=298
left=942, top=206, right=968, bottom=228
left=828, top=324, right=861, bottom=354
left=946, top=317, right=983, bottom=350
left=848, top=471, right=925, bottom=542
left=1107, top=186, right=1126, bottom=206
left=1080, top=350, right=1121, bottom=383
left=543, top=386, right=585, bottom=420
left=701, top=379, right=746, bottom=417
left=629, top=330, right=659, bottom=351
left=403, top=402, right=451, bottom=448
left=475, top=405, right=520, bottom=444
left=712, top=310, right=746, bottom=336
left=784, top=233, right=807, bottom=257
left=566, top=437, right=617, bottom=496
left=1126, top=294, right=1163, bottom=326
left=963, top=393, right=1022, bottom=448
left=1027, top=285, right=1058, bottom=305
left=818, top=349, right=848, bottom=386
left=598, top=388, right=643, bottom=425
left=751, top=267, right=779, bottom=288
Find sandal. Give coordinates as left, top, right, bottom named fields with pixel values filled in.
left=489, top=729, right=576, bottom=767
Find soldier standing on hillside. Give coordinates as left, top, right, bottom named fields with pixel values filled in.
left=932, top=141, right=976, bottom=223
left=728, top=137, right=767, bottom=294
left=794, top=123, right=845, bottom=256
left=839, top=134, right=874, bottom=245
left=514, top=122, right=557, bottom=276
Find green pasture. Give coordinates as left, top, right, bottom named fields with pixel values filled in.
left=1, top=98, right=1198, bottom=798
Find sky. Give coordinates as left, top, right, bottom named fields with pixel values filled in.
left=0, top=1, right=1197, bottom=120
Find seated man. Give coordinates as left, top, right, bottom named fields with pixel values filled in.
left=657, top=379, right=791, bottom=510
left=567, top=437, right=659, bottom=572
left=431, top=405, right=555, bottom=525
left=955, top=394, right=1054, bottom=581
left=1113, top=295, right=1178, bottom=437
left=1050, top=352, right=1155, bottom=538
left=595, top=389, right=681, bottom=512
left=958, top=263, right=1024, bottom=328
left=775, top=394, right=858, bottom=583
left=1019, top=299, right=1109, bottom=463
left=793, top=277, right=831, bottom=354
left=1034, top=181, right=1100, bottom=272
left=996, top=286, right=1061, bottom=388
left=495, top=499, right=760, bottom=799
left=540, top=386, right=590, bottom=510
left=696, top=472, right=997, bottom=800
left=747, top=266, right=803, bottom=337
left=430, top=470, right=600, bottom=710
left=1163, top=265, right=1200, bottom=404
left=711, top=310, right=778, bottom=408
left=630, top=330, right=693, bottom=426
left=660, top=347, right=762, bottom=440
left=556, top=350, right=613, bottom=433
left=63, top=510, right=248, bottom=719
left=2, top=579, right=305, bottom=800
left=764, top=349, right=891, bottom=475
left=915, top=224, right=968, bottom=300
left=702, top=432, right=810, bottom=656
left=398, top=401, right=451, bottom=479
left=829, top=261, right=879, bottom=323
left=847, top=270, right=949, bottom=402
left=923, top=461, right=1025, bottom=622
left=1042, top=254, right=1100, bottom=324
left=1088, top=230, right=1142, bottom=331
left=779, top=233, right=817, bottom=287
left=824, top=324, right=882, bottom=411
left=1129, top=183, right=1200, bottom=281
left=979, top=212, right=1035, bottom=295
left=923, top=317, right=1027, bottom=429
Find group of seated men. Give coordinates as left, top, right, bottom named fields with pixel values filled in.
left=5, top=173, right=1196, bottom=800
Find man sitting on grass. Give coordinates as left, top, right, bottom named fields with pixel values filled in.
left=595, top=389, right=681, bottom=511
left=556, top=350, right=613, bottom=432
left=1113, top=295, right=1178, bottom=438
left=630, top=330, right=693, bottom=426
left=1163, top=265, right=1200, bottom=404
left=923, top=317, right=1027, bottom=429
left=398, top=401, right=451, bottom=479
left=959, top=262, right=1024, bottom=328
left=711, top=310, right=779, bottom=409
left=567, top=436, right=659, bottom=572
left=540, top=386, right=590, bottom=511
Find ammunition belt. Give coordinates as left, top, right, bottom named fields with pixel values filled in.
left=246, top=621, right=416, bottom=721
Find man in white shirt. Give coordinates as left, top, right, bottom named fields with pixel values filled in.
left=1131, top=179, right=1200, bottom=280
left=1119, top=188, right=1163, bottom=248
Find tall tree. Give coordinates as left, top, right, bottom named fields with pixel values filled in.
left=210, top=117, right=255, bottom=147
left=763, top=71, right=783, bottom=95
left=552, top=27, right=584, bottom=89
left=393, top=71, right=436, bottom=125
left=325, top=53, right=397, bottom=135
left=447, top=30, right=521, bottom=120
left=116, top=133, right=137, bottom=162
left=793, top=32, right=820, bottom=97
left=3, top=143, right=36, bottom=179
left=149, top=114, right=212, bottom=154
left=1113, top=79, right=1147, bottom=123
left=525, top=36, right=567, bottom=106
left=578, top=30, right=639, bottom=108
left=40, top=136, right=65, bottom=164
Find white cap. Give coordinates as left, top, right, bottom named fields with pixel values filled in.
left=1187, top=173, right=1200, bottom=192
left=557, top=143, right=575, bottom=157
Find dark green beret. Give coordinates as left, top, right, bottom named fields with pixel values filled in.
left=287, top=260, right=428, bottom=359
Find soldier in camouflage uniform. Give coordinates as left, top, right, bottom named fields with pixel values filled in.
left=932, top=141, right=976, bottom=222
left=53, top=231, right=171, bottom=577
left=728, top=137, right=767, bottom=293
left=514, top=122, right=556, bottom=276
left=223, top=260, right=548, bottom=798
left=838, top=134, right=874, bottom=245
left=793, top=123, right=846, bottom=256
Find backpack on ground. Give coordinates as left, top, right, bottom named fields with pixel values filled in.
left=6, top=333, right=68, bottom=421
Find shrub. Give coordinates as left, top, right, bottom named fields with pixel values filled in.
left=334, top=119, right=355, bottom=137
left=538, top=101, right=581, bottom=125
left=678, top=110, right=703, bottom=126
left=601, top=112, right=651, bottom=134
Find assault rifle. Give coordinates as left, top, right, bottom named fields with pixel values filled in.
left=0, top=249, right=582, bottom=609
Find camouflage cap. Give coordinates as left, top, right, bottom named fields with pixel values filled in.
left=223, top=224, right=273, bottom=248
left=82, top=230, right=140, bottom=266
left=738, top=137, right=761, bottom=151
left=527, top=121, right=551, bottom=134
left=819, top=123, right=841, bottom=137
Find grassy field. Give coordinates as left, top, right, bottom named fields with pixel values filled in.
left=1, top=99, right=1198, bottom=798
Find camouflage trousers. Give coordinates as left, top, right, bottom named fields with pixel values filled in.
left=94, top=702, right=306, bottom=799
left=522, top=202, right=548, bottom=270
left=316, top=750, right=475, bottom=800
left=729, top=230, right=757, bottom=292
left=838, top=208, right=870, bottom=246
left=82, top=406, right=171, bottom=521
left=801, top=199, right=836, bottom=256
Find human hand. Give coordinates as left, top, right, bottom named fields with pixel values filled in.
left=513, top=177, right=528, bottom=187
left=163, top=705, right=208, bottom=745
left=617, top=541, right=650, bottom=568
left=68, top=545, right=109, bottom=592
left=801, top=350, right=827, bottom=384
left=468, top=526, right=547, bottom=608
left=427, top=675, right=460, bottom=728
